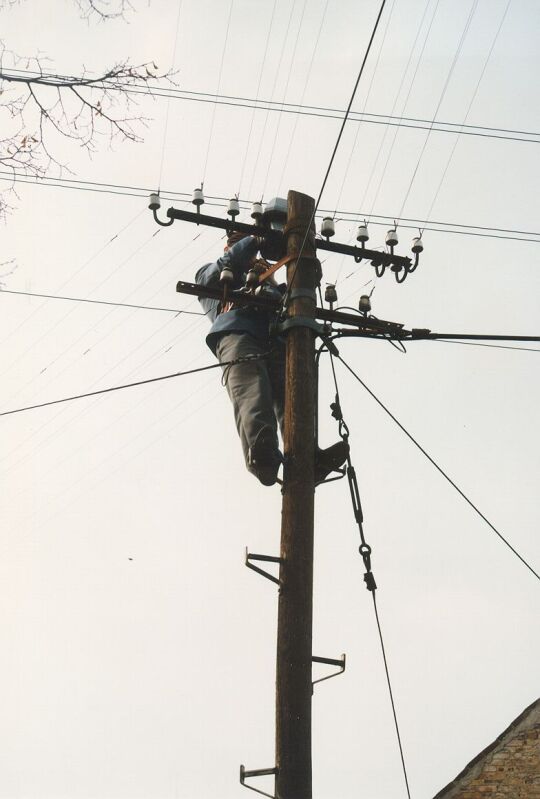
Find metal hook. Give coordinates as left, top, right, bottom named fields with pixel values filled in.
left=407, top=251, right=420, bottom=274
left=152, top=207, right=174, bottom=227
left=394, top=266, right=408, bottom=283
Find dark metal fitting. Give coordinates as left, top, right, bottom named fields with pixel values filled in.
left=393, top=263, right=408, bottom=284
left=359, top=543, right=372, bottom=556
left=152, top=207, right=174, bottom=227
left=312, top=654, right=346, bottom=689
left=276, top=316, right=323, bottom=336
left=407, top=252, right=420, bottom=273
left=245, top=548, right=282, bottom=586
left=410, top=328, right=431, bottom=338
left=321, top=335, right=339, bottom=356
left=330, top=399, right=343, bottom=421
left=364, top=571, right=377, bottom=592
left=289, top=288, right=317, bottom=302
left=240, top=765, right=277, bottom=798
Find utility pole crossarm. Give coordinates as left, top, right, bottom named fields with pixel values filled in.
left=160, top=206, right=412, bottom=271
left=176, top=280, right=407, bottom=335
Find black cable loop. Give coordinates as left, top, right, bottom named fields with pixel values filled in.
left=386, top=335, right=407, bottom=354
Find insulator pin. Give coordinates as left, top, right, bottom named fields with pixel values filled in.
left=192, top=187, right=205, bottom=208
left=148, top=193, right=161, bottom=211
left=356, top=224, right=369, bottom=243
left=321, top=217, right=335, bottom=239
left=325, top=284, right=338, bottom=304
left=386, top=229, right=398, bottom=247
left=358, top=294, right=371, bottom=314
left=411, top=236, right=423, bottom=253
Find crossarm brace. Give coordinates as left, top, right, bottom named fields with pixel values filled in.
left=245, top=548, right=281, bottom=586
left=312, top=654, right=346, bottom=688
left=240, top=765, right=277, bottom=798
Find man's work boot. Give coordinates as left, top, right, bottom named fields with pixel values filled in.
left=314, top=440, right=349, bottom=485
left=248, top=428, right=282, bottom=486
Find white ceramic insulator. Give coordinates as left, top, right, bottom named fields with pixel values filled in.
left=358, top=295, right=371, bottom=313
left=356, top=224, right=369, bottom=242
left=192, top=188, right=204, bottom=206
left=321, top=217, right=335, bottom=238
left=148, top=193, right=161, bottom=210
left=251, top=202, right=263, bottom=219
left=228, top=198, right=240, bottom=217
left=386, top=229, right=398, bottom=247
left=325, top=284, right=338, bottom=304
left=411, top=236, right=424, bottom=253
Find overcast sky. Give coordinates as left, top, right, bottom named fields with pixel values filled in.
left=0, top=1, right=539, bottom=797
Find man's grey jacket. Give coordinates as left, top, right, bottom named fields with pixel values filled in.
left=195, top=235, right=284, bottom=354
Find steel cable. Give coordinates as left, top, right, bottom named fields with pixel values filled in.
left=336, top=352, right=539, bottom=581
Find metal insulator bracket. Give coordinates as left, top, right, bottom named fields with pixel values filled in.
left=276, top=316, right=323, bottom=336
left=240, top=765, right=277, bottom=798
left=289, top=288, right=317, bottom=302
left=151, top=207, right=174, bottom=227
left=245, top=548, right=282, bottom=586
left=312, top=654, right=346, bottom=689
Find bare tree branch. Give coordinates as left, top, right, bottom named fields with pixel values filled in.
left=0, top=4, right=174, bottom=220
left=75, top=0, right=136, bottom=22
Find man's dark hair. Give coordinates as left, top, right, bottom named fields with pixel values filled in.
left=226, top=230, right=250, bottom=247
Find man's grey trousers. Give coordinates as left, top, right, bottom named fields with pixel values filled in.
left=215, top=332, right=285, bottom=472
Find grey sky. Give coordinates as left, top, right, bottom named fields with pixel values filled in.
left=0, top=1, right=538, bottom=797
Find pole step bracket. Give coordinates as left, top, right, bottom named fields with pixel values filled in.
left=312, top=653, right=346, bottom=688
left=245, top=548, right=282, bottom=586
left=240, top=764, right=277, bottom=798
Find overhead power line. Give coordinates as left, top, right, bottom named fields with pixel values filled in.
left=337, top=353, right=539, bottom=582
left=282, top=0, right=390, bottom=308
left=0, top=354, right=267, bottom=418
left=0, top=288, right=204, bottom=315
left=435, top=339, right=540, bottom=353
left=3, top=67, right=538, bottom=144
left=2, top=170, right=539, bottom=244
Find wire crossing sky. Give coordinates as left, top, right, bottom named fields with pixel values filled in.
left=0, top=2, right=538, bottom=798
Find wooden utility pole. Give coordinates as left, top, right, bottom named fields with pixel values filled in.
left=275, top=190, right=318, bottom=799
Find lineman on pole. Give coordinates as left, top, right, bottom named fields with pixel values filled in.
left=195, top=230, right=348, bottom=486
